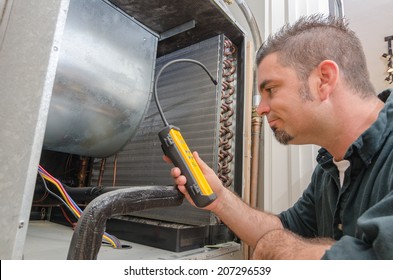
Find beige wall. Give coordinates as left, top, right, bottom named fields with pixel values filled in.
left=343, top=0, right=393, bottom=94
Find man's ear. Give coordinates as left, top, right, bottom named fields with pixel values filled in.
left=316, top=60, right=339, bottom=101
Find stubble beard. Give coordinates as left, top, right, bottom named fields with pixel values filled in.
left=271, top=82, right=312, bottom=145
left=272, top=127, right=294, bottom=145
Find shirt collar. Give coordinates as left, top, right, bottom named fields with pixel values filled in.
left=347, top=89, right=393, bottom=166
left=317, top=89, right=393, bottom=167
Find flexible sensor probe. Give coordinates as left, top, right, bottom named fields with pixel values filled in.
left=154, top=58, right=218, bottom=207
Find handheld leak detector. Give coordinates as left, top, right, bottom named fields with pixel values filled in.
left=154, top=58, right=217, bottom=208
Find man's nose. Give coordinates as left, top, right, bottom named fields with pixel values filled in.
left=256, top=99, right=270, bottom=116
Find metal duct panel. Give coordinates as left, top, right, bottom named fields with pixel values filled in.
left=43, top=0, right=158, bottom=158
left=91, top=35, right=238, bottom=225
left=108, top=0, right=244, bottom=56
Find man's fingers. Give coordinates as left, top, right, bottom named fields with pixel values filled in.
left=170, top=167, right=187, bottom=186
left=162, top=155, right=172, bottom=164
left=170, top=167, right=181, bottom=177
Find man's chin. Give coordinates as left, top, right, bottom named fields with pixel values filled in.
left=273, top=129, right=294, bottom=145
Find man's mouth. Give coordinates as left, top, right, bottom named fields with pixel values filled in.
left=268, top=118, right=278, bottom=128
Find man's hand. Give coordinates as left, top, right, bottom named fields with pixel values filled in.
left=252, top=229, right=334, bottom=260
left=163, top=151, right=287, bottom=247
left=163, top=151, right=224, bottom=210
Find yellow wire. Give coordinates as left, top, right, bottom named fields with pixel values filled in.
left=41, top=174, right=80, bottom=217
left=103, top=234, right=117, bottom=248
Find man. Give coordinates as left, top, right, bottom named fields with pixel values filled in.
left=166, top=14, right=393, bottom=259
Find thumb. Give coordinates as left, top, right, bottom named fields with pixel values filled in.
left=193, top=151, right=212, bottom=173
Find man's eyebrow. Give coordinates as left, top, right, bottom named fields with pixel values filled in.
left=259, top=79, right=272, bottom=92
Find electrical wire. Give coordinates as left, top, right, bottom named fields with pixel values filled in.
left=38, top=172, right=78, bottom=218
left=154, top=58, right=218, bottom=127
left=37, top=165, right=122, bottom=249
left=60, top=205, right=77, bottom=228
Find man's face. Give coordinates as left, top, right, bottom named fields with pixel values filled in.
left=256, top=53, right=316, bottom=145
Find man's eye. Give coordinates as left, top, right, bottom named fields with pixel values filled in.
left=266, top=88, right=275, bottom=95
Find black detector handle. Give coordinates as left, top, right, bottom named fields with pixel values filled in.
left=159, top=125, right=217, bottom=208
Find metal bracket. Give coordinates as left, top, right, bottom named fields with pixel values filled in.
left=159, top=19, right=196, bottom=41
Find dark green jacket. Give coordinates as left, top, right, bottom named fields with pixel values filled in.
left=279, top=89, right=393, bottom=259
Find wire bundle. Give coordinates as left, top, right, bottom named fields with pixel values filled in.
left=37, top=165, right=122, bottom=249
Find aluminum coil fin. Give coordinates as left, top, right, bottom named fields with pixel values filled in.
left=91, top=35, right=239, bottom=226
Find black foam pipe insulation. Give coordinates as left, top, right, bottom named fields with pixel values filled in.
left=67, top=185, right=184, bottom=259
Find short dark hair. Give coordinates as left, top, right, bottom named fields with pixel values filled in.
left=256, top=14, right=375, bottom=97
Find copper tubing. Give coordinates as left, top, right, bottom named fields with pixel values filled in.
left=77, top=157, right=89, bottom=188
left=97, top=158, right=106, bottom=187
left=240, top=41, right=256, bottom=260
left=219, top=39, right=236, bottom=188
left=112, top=153, right=118, bottom=187
left=250, top=109, right=262, bottom=208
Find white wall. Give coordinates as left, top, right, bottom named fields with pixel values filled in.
left=226, top=0, right=330, bottom=214
left=343, top=0, right=393, bottom=94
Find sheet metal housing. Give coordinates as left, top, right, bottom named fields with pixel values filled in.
left=43, top=0, right=158, bottom=157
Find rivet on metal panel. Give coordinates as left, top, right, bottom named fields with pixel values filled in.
left=18, top=221, right=24, bottom=229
